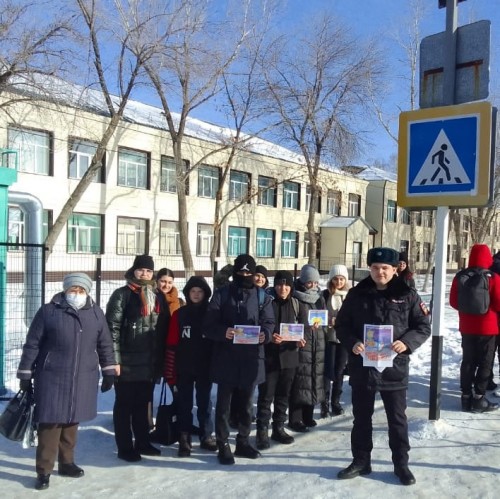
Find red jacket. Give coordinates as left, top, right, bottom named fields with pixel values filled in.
left=450, top=244, right=500, bottom=335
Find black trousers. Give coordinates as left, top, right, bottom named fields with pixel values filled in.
left=36, top=423, right=79, bottom=475
left=489, top=334, right=500, bottom=381
left=176, top=373, right=213, bottom=437
left=113, top=380, right=153, bottom=452
left=256, top=367, right=296, bottom=427
left=324, top=342, right=349, bottom=406
left=215, top=384, right=255, bottom=443
left=460, top=333, right=496, bottom=396
left=350, top=386, right=410, bottom=468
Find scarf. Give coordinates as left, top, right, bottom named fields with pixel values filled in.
left=127, top=278, right=158, bottom=317
left=164, top=286, right=182, bottom=316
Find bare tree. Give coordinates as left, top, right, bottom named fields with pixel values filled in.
left=44, top=0, right=173, bottom=256
left=262, top=13, right=383, bottom=263
left=143, top=0, right=254, bottom=275
left=0, top=0, right=74, bottom=116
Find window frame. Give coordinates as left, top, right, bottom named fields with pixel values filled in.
left=198, top=165, right=220, bottom=199
left=197, top=223, right=214, bottom=257
left=117, top=147, right=150, bottom=189
left=257, top=176, right=277, bottom=207
left=68, top=137, right=104, bottom=182
left=229, top=170, right=250, bottom=203
left=256, top=228, right=275, bottom=258
left=283, top=181, right=300, bottom=210
left=117, top=216, right=149, bottom=255
left=8, top=125, right=53, bottom=175
left=228, top=226, right=248, bottom=257
left=281, top=230, right=298, bottom=258
left=67, top=212, right=104, bottom=254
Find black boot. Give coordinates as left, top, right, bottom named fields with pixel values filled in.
left=331, top=401, right=344, bottom=416
left=472, top=395, right=499, bottom=413
left=461, top=394, right=472, bottom=412
left=271, top=422, right=294, bottom=445
left=217, top=441, right=235, bottom=465
left=58, top=463, right=84, bottom=477
left=200, top=435, right=218, bottom=451
left=35, top=474, right=50, bottom=490
left=256, top=425, right=270, bottom=450
left=337, top=461, right=372, bottom=480
left=394, top=466, right=416, bottom=485
left=178, top=432, right=192, bottom=457
left=320, top=402, right=329, bottom=418
left=234, top=435, right=261, bottom=459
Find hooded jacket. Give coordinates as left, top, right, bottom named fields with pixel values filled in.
left=164, top=276, right=213, bottom=385
left=450, top=244, right=500, bottom=335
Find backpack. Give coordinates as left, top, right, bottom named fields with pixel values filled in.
left=456, top=267, right=491, bottom=315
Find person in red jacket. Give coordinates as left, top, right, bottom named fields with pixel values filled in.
left=449, top=244, right=500, bottom=413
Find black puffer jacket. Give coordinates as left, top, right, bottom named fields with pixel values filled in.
left=336, top=275, right=430, bottom=391
left=106, top=285, right=162, bottom=382
left=265, top=288, right=308, bottom=371
left=290, top=282, right=326, bottom=406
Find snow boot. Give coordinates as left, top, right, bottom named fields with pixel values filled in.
left=178, top=432, right=192, bottom=457
left=234, top=435, right=261, bottom=459
left=471, top=396, right=499, bottom=413
left=256, top=425, right=270, bottom=450
left=461, top=394, right=472, bottom=412
left=320, top=402, right=329, bottom=418
left=270, top=422, right=294, bottom=445
left=217, top=441, right=235, bottom=465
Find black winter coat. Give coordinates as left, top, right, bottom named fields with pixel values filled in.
left=290, top=285, right=326, bottom=406
left=17, top=293, right=115, bottom=423
left=204, top=283, right=275, bottom=387
left=265, top=291, right=308, bottom=371
left=106, top=286, right=163, bottom=382
left=336, top=276, right=431, bottom=391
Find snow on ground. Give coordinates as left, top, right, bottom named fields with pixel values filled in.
left=1, top=276, right=499, bottom=498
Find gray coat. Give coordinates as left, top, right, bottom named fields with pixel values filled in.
left=17, top=293, right=116, bottom=423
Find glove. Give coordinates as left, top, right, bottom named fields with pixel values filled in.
left=20, top=379, right=32, bottom=392
left=101, top=375, right=115, bottom=393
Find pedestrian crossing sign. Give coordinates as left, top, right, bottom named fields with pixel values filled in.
left=397, top=102, right=494, bottom=208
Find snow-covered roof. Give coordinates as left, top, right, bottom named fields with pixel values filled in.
left=320, top=216, right=377, bottom=233
left=354, top=165, right=398, bottom=182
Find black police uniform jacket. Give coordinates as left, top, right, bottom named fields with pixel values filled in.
left=204, top=283, right=275, bottom=388
left=336, top=275, right=430, bottom=391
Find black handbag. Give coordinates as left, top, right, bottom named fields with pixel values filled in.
left=149, top=381, right=179, bottom=446
left=0, top=389, right=34, bottom=442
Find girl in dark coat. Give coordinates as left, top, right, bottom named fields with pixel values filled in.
left=288, top=264, right=326, bottom=432
left=164, top=276, right=216, bottom=457
left=17, top=273, right=116, bottom=491
left=397, top=252, right=416, bottom=289
left=106, top=255, right=164, bottom=462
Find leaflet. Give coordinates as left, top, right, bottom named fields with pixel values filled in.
left=308, top=309, right=328, bottom=326
left=361, top=324, right=397, bottom=372
left=233, top=325, right=261, bottom=345
left=279, top=323, right=304, bottom=341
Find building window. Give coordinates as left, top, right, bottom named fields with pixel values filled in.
left=160, top=156, right=189, bottom=194
left=198, top=165, right=220, bottom=199
left=347, top=193, right=361, bottom=217
left=228, top=226, right=248, bottom=256
left=117, top=217, right=148, bottom=255
left=423, top=242, right=431, bottom=262
left=414, top=211, right=422, bottom=226
left=283, top=181, right=300, bottom=210
left=422, top=210, right=433, bottom=228
left=305, top=185, right=321, bottom=213
left=69, top=138, right=103, bottom=182
left=281, top=230, right=298, bottom=258
left=118, top=148, right=149, bottom=189
left=386, top=200, right=397, bottom=223
left=400, top=240, right=409, bottom=254
left=8, top=126, right=52, bottom=175
left=197, top=223, right=214, bottom=257
left=159, top=220, right=182, bottom=256
left=256, top=228, right=274, bottom=258
left=258, top=176, right=277, bottom=207
left=8, top=206, right=24, bottom=250
left=401, top=208, right=411, bottom=225
left=67, top=213, right=103, bottom=254
left=229, top=170, right=250, bottom=202
left=326, top=190, right=341, bottom=216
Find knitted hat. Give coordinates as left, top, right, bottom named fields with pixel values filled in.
left=299, top=264, right=320, bottom=283
left=367, top=247, right=399, bottom=267
left=132, top=254, right=154, bottom=271
left=233, top=254, right=256, bottom=275
left=328, top=264, right=349, bottom=281
left=63, top=272, right=92, bottom=294
left=255, top=265, right=268, bottom=278
left=398, top=252, right=409, bottom=264
left=274, top=270, right=294, bottom=288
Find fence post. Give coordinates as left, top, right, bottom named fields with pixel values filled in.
left=95, top=257, right=102, bottom=307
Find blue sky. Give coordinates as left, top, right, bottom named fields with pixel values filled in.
left=142, top=0, right=500, bottom=167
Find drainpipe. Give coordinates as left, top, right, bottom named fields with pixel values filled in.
left=8, top=192, right=44, bottom=325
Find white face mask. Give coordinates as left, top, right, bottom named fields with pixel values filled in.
left=65, top=293, right=87, bottom=309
